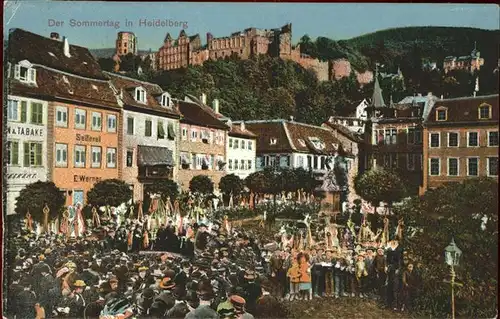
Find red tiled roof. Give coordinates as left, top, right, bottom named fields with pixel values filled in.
left=8, top=67, right=120, bottom=109
left=244, top=121, right=294, bottom=153
left=228, top=123, right=257, bottom=139
left=7, top=28, right=106, bottom=80
left=244, top=120, right=346, bottom=155
left=177, top=100, right=229, bottom=130
left=322, top=121, right=364, bottom=143
left=285, top=121, right=342, bottom=154
left=426, top=94, right=499, bottom=124
left=105, top=72, right=180, bottom=117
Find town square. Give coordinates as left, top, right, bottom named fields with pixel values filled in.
left=2, top=2, right=499, bottom=319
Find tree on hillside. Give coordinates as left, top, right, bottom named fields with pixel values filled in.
left=354, top=168, right=407, bottom=211
left=15, top=181, right=65, bottom=223
left=145, top=179, right=179, bottom=202
left=189, top=175, right=214, bottom=196
left=396, top=178, right=498, bottom=318
left=299, top=34, right=316, bottom=57
left=87, top=179, right=132, bottom=208
left=219, top=174, right=245, bottom=203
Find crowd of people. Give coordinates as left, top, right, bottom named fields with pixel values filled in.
left=5, top=202, right=422, bottom=319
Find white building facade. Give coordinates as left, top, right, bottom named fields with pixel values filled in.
left=5, top=94, right=49, bottom=215
left=226, top=121, right=257, bottom=180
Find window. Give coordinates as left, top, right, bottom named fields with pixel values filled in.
left=448, top=132, right=459, bottom=147
left=107, top=148, right=117, bottom=168
left=90, top=146, right=102, bottom=168
left=248, top=160, right=252, bottom=170
left=478, top=104, right=492, bottom=119
left=256, top=156, right=263, bottom=169
left=127, top=117, right=134, bottom=135
left=407, top=127, right=415, bottom=144
left=229, top=159, right=233, bottom=170
left=157, top=121, right=166, bottom=139
left=74, top=145, right=86, bottom=168
left=191, top=129, right=198, bottom=141
left=488, top=131, right=499, bottom=147
left=234, top=139, right=239, bottom=149
left=14, top=63, right=36, bottom=84
left=7, top=99, right=19, bottom=121
left=91, top=112, right=102, bottom=131
left=23, top=142, right=42, bottom=167
left=297, top=155, right=304, bottom=167
left=55, top=143, right=68, bottom=167
left=182, top=127, right=188, bottom=140
left=55, top=106, right=68, bottom=127
left=270, top=138, right=277, bottom=145
left=467, top=157, right=479, bottom=176
left=307, top=155, right=312, bottom=168
left=430, top=158, right=440, bottom=176
left=384, top=128, right=397, bottom=145
left=135, top=87, right=146, bottom=103
left=229, top=138, right=233, bottom=148
left=75, top=109, right=86, bottom=129
left=313, top=156, right=318, bottom=169
left=30, top=102, right=43, bottom=125
left=448, top=158, right=459, bottom=176
left=107, top=114, right=117, bottom=133
left=436, top=109, right=447, bottom=121
left=145, top=119, right=152, bottom=137
left=248, top=141, right=253, bottom=150
left=430, top=133, right=440, bottom=148
left=7, top=141, right=19, bottom=165
left=467, top=132, right=479, bottom=147
left=415, top=128, right=422, bottom=144
left=126, top=150, right=133, bottom=167
left=407, top=153, right=416, bottom=171
left=241, top=140, right=246, bottom=149
left=161, top=94, right=171, bottom=107
left=487, top=157, right=498, bottom=176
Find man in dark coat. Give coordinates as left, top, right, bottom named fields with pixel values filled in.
left=242, top=270, right=262, bottom=315
left=15, top=279, right=37, bottom=319
left=68, top=280, right=87, bottom=318
left=254, top=278, right=288, bottom=319
left=156, top=224, right=167, bottom=251
left=386, top=240, right=403, bottom=310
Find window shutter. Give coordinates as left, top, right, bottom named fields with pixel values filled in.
left=14, top=64, right=20, bottom=79
left=167, top=122, right=175, bottom=140
left=7, top=62, right=11, bottom=78
left=37, top=104, right=43, bottom=124
left=12, top=142, right=19, bottom=165
left=29, top=68, right=36, bottom=82
left=20, top=101, right=27, bottom=123
left=23, top=142, right=30, bottom=167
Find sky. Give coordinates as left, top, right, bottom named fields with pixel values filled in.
left=3, top=1, right=499, bottom=50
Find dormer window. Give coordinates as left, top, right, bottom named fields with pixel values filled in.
left=298, top=139, right=306, bottom=147
left=135, top=87, right=146, bottom=103
left=270, top=138, right=277, bottom=145
left=14, top=60, right=36, bottom=84
left=160, top=93, right=171, bottom=107
left=478, top=103, right=492, bottom=119
left=309, top=137, right=324, bottom=150
left=436, top=107, right=448, bottom=121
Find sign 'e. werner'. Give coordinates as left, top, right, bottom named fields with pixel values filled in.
left=76, top=134, right=101, bottom=143
left=73, top=175, right=102, bottom=183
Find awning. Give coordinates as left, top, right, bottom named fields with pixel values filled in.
left=137, top=145, right=173, bottom=166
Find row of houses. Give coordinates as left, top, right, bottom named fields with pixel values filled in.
left=5, top=29, right=349, bottom=215
left=326, top=74, right=498, bottom=199
left=5, top=29, right=498, bottom=216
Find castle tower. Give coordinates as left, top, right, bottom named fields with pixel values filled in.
left=116, top=31, right=137, bottom=56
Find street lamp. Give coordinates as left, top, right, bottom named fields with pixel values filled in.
left=445, top=238, right=462, bottom=319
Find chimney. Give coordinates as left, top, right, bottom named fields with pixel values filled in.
left=240, top=121, right=245, bottom=131
left=290, top=116, right=294, bottom=122
left=427, top=92, right=432, bottom=97
left=440, top=95, right=444, bottom=100
left=200, top=93, right=207, bottom=105
left=207, top=32, right=213, bottom=44
left=63, top=37, right=71, bottom=58
left=417, top=93, right=422, bottom=97
left=50, top=32, right=60, bottom=40
left=212, top=99, right=219, bottom=114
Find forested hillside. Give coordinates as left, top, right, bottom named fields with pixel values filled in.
left=101, top=27, right=499, bottom=125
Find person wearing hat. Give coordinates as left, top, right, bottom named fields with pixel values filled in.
left=254, top=277, right=287, bottom=319
left=134, top=266, right=150, bottom=291
left=230, top=295, right=255, bottom=319
left=158, top=276, right=176, bottom=291
left=372, top=247, right=388, bottom=302
left=355, top=253, right=369, bottom=298
left=68, top=280, right=87, bottom=318
left=185, top=283, right=219, bottom=319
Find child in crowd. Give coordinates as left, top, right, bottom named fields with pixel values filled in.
left=287, top=257, right=301, bottom=301
left=298, top=253, right=312, bottom=300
